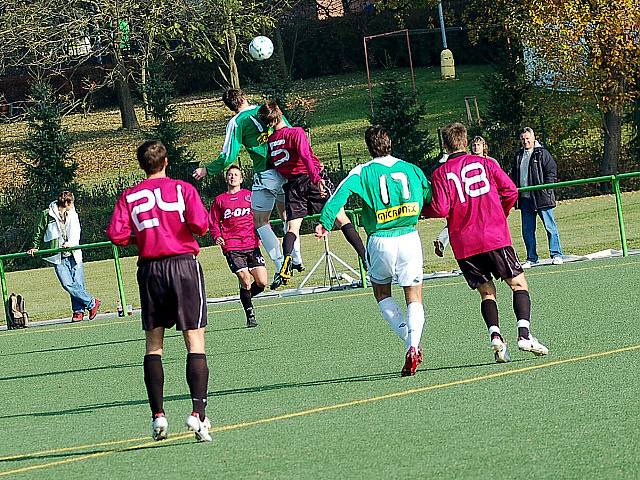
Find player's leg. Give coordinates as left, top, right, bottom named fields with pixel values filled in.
left=145, top=327, right=168, bottom=440
left=277, top=196, right=303, bottom=270
left=280, top=217, right=303, bottom=280
left=334, top=209, right=367, bottom=266
left=505, top=273, right=549, bottom=356
left=245, top=264, right=268, bottom=327
left=236, top=268, right=257, bottom=327
left=433, top=226, right=449, bottom=257
left=183, top=328, right=212, bottom=442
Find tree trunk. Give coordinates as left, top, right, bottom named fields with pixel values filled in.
left=114, top=60, right=139, bottom=130
left=274, top=26, right=289, bottom=80
left=227, top=31, right=240, bottom=89
left=601, top=106, right=622, bottom=176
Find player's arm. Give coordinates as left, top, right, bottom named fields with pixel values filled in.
left=295, top=130, right=322, bottom=184
left=106, top=193, right=135, bottom=246
left=208, top=198, right=224, bottom=246
left=490, top=161, right=519, bottom=216
left=196, top=119, right=243, bottom=179
left=318, top=173, right=361, bottom=233
left=183, top=185, right=209, bottom=236
left=424, top=170, right=450, bottom=218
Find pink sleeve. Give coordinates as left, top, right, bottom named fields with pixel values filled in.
left=490, top=161, right=518, bottom=216
left=425, top=169, right=450, bottom=218
left=106, top=193, right=134, bottom=246
left=184, top=184, right=209, bottom=236
left=209, top=198, right=222, bottom=241
left=295, top=130, right=321, bottom=184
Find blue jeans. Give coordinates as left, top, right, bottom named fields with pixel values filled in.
left=54, top=256, right=95, bottom=313
left=519, top=197, right=563, bottom=263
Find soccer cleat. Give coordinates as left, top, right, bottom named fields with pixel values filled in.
left=279, top=255, right=293, bottom=281
left=416, top=345, right=424, bottom=367
left=71, top=311, right=84, bottom=322
left=270, top=273, right=288, bottom=290
left=151, top=413, right=168, bottom=441
left=186, top=413, right=212, bottom=442
left=246, top=307, right=258, bottom=328
left=89, top=298, right=101, bottom=320
left=517, top=336, right=549, bottom=356
left=433, top=240, right=445, bottom=258
left=291, top=263, right=306, bottom=273
left=552, top=256, right=564, bottom=265
left=491, top=336, right=512, bottom=363
left=401, top=346, right=420, bottom=377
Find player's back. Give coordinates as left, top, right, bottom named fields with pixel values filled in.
left=352, top=156, right=430, bottom=237
left=428, top=152, right=518, bottom=259
left=229, top=106, right=270, bottom=172
left=267, top=126, right=322, bottom=181
left=109, top=176, right=209, bottom=260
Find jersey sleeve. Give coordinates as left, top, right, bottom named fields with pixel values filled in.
left=209, top=197, right=223, bottom=241
left=107, top=192, right=134, bottom=246
left=319, top=171, right=362, bottom=230
left=424, top=168, right=449, bottom=218
left=184, top=184, right=209, bottom=236
left=489, top=160, right=518, bottom=216
left=294, top=130, right=321, bottom=183
left=205, top=118, right=243, bottom=176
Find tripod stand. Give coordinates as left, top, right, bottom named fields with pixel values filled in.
left=297, top=234, right=361, bottom=290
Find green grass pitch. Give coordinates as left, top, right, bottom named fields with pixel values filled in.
left=0, top=256, right=639, bottom=478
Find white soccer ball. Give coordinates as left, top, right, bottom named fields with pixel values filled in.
left=248, top=36, right=274, bottom=61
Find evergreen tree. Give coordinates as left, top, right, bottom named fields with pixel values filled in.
left=144, top=63, right=197, bottom=181
left=370, top=80, right=435, bottom=172
left=22, top=79, right=78, bottom=203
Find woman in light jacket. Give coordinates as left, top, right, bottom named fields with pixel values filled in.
left=27, top=191, right=100, bottom=322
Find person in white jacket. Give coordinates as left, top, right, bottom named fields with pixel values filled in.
left=27, top=191, right=100, bottom=322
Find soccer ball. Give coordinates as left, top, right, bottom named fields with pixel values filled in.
left=248, top=36, right=274, bottom=61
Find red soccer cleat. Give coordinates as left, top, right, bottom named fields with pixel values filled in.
left=401, top=346, right=420, bottom=377
left=89, top=299, right=101, bottom=320
left=416, top=345, right=424, bottom=367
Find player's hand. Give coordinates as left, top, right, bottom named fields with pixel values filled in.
left=26, top=248, right=37, bottom=257
left=314, top=224, right=329, bottom=239
left=215, top=237, right=225, bottom=247
left=318, top=179, right=328, bottom=198
left=192, top=167, right=207, bottom=181
left=433, top=240, right=444, bottom=258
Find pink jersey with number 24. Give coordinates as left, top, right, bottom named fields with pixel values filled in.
left=426, top=152, right=519, bottom=260
left=107, top=177, right=209, bottom=260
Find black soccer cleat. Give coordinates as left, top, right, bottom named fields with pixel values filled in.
left=246, top=308, right=258, bottom=328
left=270, top=273, right=288, bottom=290
left=291, top=263, right=306, bottom=273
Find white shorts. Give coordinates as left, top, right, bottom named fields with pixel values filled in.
left=367, top=230, right=423, bottom=287
left=251, top=169, right=286, bottom=212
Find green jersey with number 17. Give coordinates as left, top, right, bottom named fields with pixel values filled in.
left=319, top=155, right=432, bottom=237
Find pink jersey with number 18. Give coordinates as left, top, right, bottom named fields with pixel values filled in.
left=426, top=152, right=519, bottom=260
left=107, top=177, right=209, bottom=260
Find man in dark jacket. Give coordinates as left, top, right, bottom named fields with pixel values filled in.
left=511, top=127, right=563, bottom=267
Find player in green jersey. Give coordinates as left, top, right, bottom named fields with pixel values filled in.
left=193, top=89, right=303, bottom=276
left=316, top=126, right=432, bottom=376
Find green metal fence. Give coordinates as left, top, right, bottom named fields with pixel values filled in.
left=1, top=172, right=638, bottom=328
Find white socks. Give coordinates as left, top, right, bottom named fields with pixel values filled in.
left=406, top=302, right=425, bottom=349
left=256, top=225, right=283, bottom=270
left=378, top=297, right=409, bottom=348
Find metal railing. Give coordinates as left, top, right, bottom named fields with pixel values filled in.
left=0, top=172, right=638, bottom=327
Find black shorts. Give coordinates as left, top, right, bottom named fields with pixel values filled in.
left=137, top=254, right=207, bottom=331
left=457, top=246, right=524, bottom=290
left=284, top=170, right=335, bottom=221
left=225, top=248, right=266, bottom=274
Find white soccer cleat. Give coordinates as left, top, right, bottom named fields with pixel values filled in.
left=186, top=414, right=212, bottom=442
left=151, top=415, right=168, bottom=441
left=518, top=336, right=549, bottom=356
left=491, top=336, right=512, bottom=363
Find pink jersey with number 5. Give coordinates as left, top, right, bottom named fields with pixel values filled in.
left=107, top=177, right=209, bottom=260
left=426, top=152, right=518, bottom=259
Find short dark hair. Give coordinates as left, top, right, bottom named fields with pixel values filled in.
left=365, top=125, right=392, bottom=157
left=136, top=140, right=167, bottom=175
left=56, top=191, right=74, bottom=208
left=226, top=165, right=242, bottom=176
left=222, top=89, right=245, bottom=112
left=441, top=122, right=467, bottom=153
left=257, top=101, right=282, bottom=128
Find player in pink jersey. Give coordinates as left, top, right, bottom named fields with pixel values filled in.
left=426, top=123, right=548, bottom=363
left=258, top=101, right=367, bottom=289
left=210, top=165, right=267, bottom=327
left=107, top=140, right=212, bottom=442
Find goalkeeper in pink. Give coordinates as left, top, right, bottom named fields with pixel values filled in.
left=426, top=123, right=549, bottom=363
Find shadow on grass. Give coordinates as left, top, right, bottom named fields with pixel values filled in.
left=0, top=357, right=532, bottom=420
left=0, top=362, right=141, bottom=382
